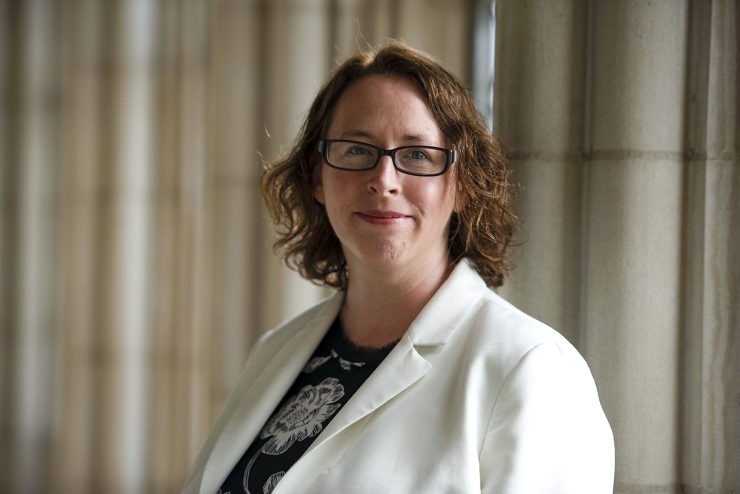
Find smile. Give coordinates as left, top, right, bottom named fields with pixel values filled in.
left=355, top=210, right=411, bottom=225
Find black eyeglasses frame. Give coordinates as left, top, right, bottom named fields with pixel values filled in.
left=317, top=139, right=457, bottom=177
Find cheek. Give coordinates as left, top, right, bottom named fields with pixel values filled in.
left=321, top=170, right=356, bottom=211
left=414, top=179, right=457, bottom=216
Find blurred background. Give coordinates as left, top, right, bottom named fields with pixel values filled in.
left=0, top=0, right=737, bottom=493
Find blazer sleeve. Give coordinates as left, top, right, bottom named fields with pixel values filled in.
left=479, top=340, right=615, bottom=493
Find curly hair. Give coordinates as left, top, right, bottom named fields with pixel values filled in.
left=261, top=41, right=517, bottom=288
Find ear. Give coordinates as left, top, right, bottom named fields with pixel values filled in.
left=314, top=183, right=325, bottom=204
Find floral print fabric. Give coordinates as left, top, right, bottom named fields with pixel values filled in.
left=260, top=377, right=344, bottom=456
left=218, top=318, right=396, bottom=494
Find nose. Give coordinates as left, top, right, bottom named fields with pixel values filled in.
left=367, top=155, right=400, bottom=195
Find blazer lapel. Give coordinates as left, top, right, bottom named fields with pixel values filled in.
left=311, top=335, right=430, bottom=448
left=198, top=294, right=343, bottom=494
left=273, top=337, right=431, bottom=493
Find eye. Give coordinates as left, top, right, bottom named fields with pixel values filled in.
left=345, top=144, right=373, bottom=156
left=405, top=148, right=431, bottom=161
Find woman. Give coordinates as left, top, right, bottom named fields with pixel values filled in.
left=183, top=42, right=614, bottom=494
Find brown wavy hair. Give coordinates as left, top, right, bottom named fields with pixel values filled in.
left=262, top=41, right=516, bottom=288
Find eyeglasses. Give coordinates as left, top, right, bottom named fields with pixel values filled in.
left=318, top=139, right=456, bottom=177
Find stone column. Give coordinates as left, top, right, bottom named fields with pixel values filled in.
left=147, top=1, right=211, bottom=489
left=583, top=1, right=689, bottom=490
left=53, top=0, right=102, bottom=490
left=205, top=0, right=267, bottom=401
left=494, top=0, right=587, bottom=345
left=682, top=0, right=739, bottom=491
left=8, top=0, right=60, bottom=491
left=259, top=0, right=332, bottom=332
left=97, top=0, right=158, bottom=491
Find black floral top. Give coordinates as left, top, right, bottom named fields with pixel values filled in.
left=218, top=318, right=396, bottom=494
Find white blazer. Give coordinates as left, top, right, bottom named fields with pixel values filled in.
left=183, top=260, right=614, bottom=493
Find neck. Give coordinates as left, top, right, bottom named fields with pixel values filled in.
left=340, top=254, right=452, bottom=348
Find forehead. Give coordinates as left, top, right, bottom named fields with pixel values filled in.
left=326, top=74, right=444, bottom=144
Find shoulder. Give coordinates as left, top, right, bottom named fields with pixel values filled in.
left=416, top=259, right=588, bottom=383
left=465, top=291, right=615, bottom=491
left=457, top=285, right=581, bottom=372
left=463, top=287, right=607, bottom=420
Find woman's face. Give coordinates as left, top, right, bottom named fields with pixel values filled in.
left=314, top=74, right=460, bottom=275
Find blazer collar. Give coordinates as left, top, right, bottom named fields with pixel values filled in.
left=405, top=258, right=488, bottom=346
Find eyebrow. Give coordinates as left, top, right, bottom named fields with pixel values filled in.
left=338, top=130, right=432, bottom=143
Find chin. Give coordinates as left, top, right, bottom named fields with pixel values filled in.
left=353, top=238, right=407, bottom=265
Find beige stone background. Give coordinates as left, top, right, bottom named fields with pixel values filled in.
left=0, top=0, right=737, bottom=493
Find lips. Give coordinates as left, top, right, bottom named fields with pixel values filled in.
left=357, top=210, right=409, bottom=219
left=355, top=209, right=411, bottom=224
